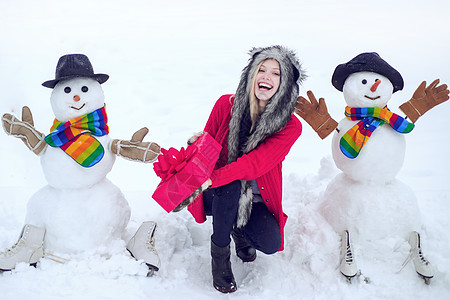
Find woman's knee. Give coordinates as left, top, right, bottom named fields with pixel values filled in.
left=259, top=234, right=281, bottom=255
left=252, top=224, right=281, bottom=254
left=243, top=203, right=281, bottom=254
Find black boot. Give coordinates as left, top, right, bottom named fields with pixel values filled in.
left=211, top=240, right=237, bottom=293
left=231, top=228, right=256, bottom=262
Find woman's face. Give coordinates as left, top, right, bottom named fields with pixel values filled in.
left=254, top=59, right=281, bottom=102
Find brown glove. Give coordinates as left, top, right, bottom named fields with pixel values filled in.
left=399, top=79, right=449, bottom=123
left=110, top=127, right=161, bottom=163
left=295, top=90, right=338, bottom=139
left=2, top=106, right=47, bottom=155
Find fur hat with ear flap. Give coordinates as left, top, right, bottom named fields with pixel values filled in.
left=228, top=45, right=306, bottom=227
left=228, top=45, right=306, bottom=163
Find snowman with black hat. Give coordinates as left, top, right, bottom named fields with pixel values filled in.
left=295, top=52, right=449, bottom=284
left=1, top=54, right=161, bottom=275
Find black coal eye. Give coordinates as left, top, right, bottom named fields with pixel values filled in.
left=362, top=79, right=367, bottom=84
left=81, top=86, right=89, bottom=93
left=375, top=79, right=379, bottom=82
left=64, top=87, right=71, bottom=93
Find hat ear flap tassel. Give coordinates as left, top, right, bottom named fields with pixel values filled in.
left=236, top=181, right=253, bottom=228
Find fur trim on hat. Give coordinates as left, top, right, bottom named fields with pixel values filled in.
left=229, top=45, right=306, bottom=227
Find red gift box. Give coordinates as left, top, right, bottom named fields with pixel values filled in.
left=152, top=132, right=222, bottom=213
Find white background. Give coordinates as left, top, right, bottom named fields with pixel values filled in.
left=0, top=0, right=449, bottom=299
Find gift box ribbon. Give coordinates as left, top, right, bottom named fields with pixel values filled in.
left=153, top=145, right=198, bottom=181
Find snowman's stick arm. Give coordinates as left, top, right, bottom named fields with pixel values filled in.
left=1, top=106, right=47, bottom=155
left=295, top=90, right=338, bottom=139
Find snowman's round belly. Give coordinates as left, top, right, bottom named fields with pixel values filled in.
left=332, top=119, right=406, bottom=183
left=40, top=135, right=115, bottom=189
left=25, top=178, right=131, bottom=253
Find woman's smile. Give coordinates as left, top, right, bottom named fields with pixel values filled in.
left=254, top=59, right=280, bottom=102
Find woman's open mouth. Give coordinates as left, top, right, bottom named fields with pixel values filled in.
left=258, top=82, right=273, bottom=91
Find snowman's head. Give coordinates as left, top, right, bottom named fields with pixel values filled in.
left=343, top=71, right=393, bottom=108
left=50, top=77, right=105, bottom=122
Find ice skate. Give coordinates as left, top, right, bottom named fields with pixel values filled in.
left=0, top=224, right=45, bottom=270
left=127, top=221, right=161, bottom=276
left=339, top=230, right=359, bottom=282
left=403, top=231, right=433, bottom=284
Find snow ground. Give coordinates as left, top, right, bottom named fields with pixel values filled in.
left=0, top=0, right=449, bottom=299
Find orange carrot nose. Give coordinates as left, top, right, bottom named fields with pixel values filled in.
left=73, top=95, right=81, bottom=102
left=371, top=79, right=381, bottom=92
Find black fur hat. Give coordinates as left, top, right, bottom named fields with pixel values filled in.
left=332, top=52, right=404, bottom=93
left=42, top=54, right=109, bottom=88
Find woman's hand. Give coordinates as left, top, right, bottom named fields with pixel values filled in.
left=172, top=178, right=212, bottom=212
left=187, top=131, right=204, bottom=145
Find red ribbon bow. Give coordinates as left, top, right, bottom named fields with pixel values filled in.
left=153, top=145, right=197, bottom=181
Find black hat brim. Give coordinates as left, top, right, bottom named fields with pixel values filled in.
left=42, top=73, right=109, bottom=88
left=331, top=52, right=404, bottom=93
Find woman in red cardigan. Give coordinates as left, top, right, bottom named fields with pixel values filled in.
left=187, top=46, right=305, bottom=293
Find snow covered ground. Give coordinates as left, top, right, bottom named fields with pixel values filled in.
left=0, top=0, right=449, bottom=299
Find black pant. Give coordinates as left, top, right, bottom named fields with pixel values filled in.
left=203, top=180, right=281, bottom=254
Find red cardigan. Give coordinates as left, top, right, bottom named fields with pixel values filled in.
left=187, top=94, right=302, bottom=251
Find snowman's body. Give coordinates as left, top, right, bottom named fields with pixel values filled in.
left=332, top=118, right=406, bottom=183
left=320, top=72, right=421, bottom=242
left=24, top=77, right=130, bottom=254
left=40, top=135, right=115, bottom=189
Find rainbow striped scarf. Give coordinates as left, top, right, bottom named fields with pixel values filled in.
left=340, top=106, right=414, bottom=159
left=45, top=106, right=109, bottom=167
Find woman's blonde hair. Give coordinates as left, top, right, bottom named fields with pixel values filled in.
left=249, top=61, right=264, bottom=131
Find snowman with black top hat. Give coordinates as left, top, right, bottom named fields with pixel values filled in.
left=1, top=54, right=161, bottom=275
left=295, top=52, right=449, bottom=284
